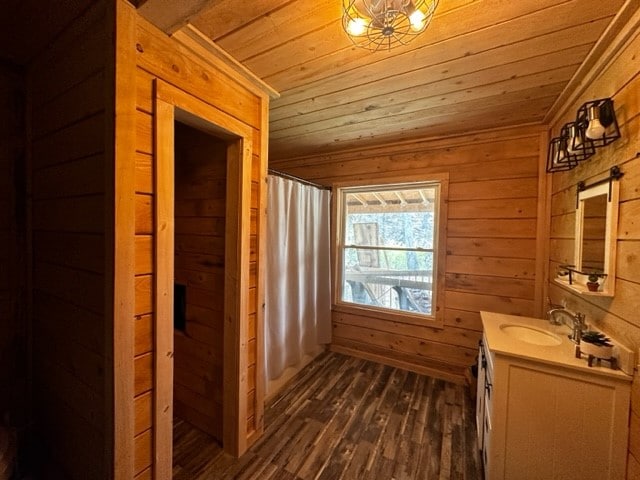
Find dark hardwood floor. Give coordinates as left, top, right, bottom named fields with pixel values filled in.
left=173, top=352, right=483, bottom=479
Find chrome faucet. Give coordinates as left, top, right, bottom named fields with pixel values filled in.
left=548, top=308, right=587, bottom=344
left=547, top=301, right=564, bottom=324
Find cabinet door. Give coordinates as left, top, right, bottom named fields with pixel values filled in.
left=504, top=364, right=620, bottom=480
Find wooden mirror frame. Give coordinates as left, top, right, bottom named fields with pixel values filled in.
left=555, top=179, right=619, bottom=297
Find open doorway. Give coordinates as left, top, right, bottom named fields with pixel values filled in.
left=172, top=122, right=226, bottom=451
left=151, top=80, right=256, bottom=477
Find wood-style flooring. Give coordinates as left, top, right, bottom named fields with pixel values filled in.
left=173, top=352, right=483, bottom=479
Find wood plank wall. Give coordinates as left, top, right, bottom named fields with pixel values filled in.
left=132, top=13, right=267, bottom=476
left=0, top=63, right=26, bottom=423
left=547, top=28, right=640, bottom=480
left=28, top=3, right=109, bottom=477
left=173, top=123, right=226, bottom=440
left=270, top=124, right=545, bottom=383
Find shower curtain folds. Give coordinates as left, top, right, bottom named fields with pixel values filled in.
left=265, top=175, right=332, bottom=382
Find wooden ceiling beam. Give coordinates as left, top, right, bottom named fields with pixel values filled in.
left=346, top=204, right=435, bottom=214
left=137, top=0, right=216, bottom=34
left=350, top=194, right=367, bottom=206
left=372, top=193, right=387, bottom=205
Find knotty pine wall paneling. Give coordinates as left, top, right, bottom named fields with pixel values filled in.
left=130, top=6, right=271, bottom=475
left=28, top=2, right=109, bottom=477
left=0, top=63, right=27, bottom=428
left=546, top=20, right=640, bottom=480
left=173, top=122, right=226, bottom=440
left=271, top=124, right=545, bottom=383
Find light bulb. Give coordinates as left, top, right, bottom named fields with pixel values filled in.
left=586, top=118, right=605, bottom=139
left=347, top=17, right=367, bottom=36
left=585, top=105, right=606, bottom=139
left=553, top=145, right=566, bottom=166
left=566, top=125, right=582, bottom=154
left=409, top=10, right=426, bottom=31
left=568, top=136, right=582, bottom=153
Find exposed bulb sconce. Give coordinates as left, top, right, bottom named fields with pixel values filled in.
left=565, top=122, right=582, bottom=154
left=342, top=0, right=439, bottom=51
left=577, top=98, right=620, bottom=146
left=585, top=105, right=606, bottom=139
left=547, top=136, right=578, bottom=173
left=562, top=122, right=595, bottom=161
left=546, top=98, right=620, bottom=173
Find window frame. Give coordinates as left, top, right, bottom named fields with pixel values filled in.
left=332, top=174, right=448, bottom=328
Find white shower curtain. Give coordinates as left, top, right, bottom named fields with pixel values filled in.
left=265, top=175, right=332, bottom=381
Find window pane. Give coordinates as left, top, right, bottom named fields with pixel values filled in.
left=342, top=248, right=433, bottom=315
left=344, top=187, right=436, bottom=249
left=338, top=182, right=440, bottom=320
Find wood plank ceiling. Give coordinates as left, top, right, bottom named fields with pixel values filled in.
left=1, top=1, right=625, bottom=161
left=186, top=0, right=625, bottom=160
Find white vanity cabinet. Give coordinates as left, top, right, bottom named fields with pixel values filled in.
left=479, top=312, right=632, bottom=480
left=476, top=339, right=493, bottom=471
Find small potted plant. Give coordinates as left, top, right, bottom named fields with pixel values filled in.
left=586, top=273, right=600, bottom=292
left=580, top=330, right=613, bottom=359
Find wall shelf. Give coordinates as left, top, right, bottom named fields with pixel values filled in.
left=553, top=277, right=613, bottom=297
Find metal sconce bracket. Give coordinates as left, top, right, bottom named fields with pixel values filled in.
left=575, top=98, right=621, bottom=148
left=546, top=136, right=578, bottom=172
left=546, top=97, right=621, bottom=174
left=575, top=165, right=624, bottom=208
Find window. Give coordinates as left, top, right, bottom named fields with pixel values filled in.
left=336, top=181, right=442, bottom=321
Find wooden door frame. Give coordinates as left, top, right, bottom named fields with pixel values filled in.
left=153, top=79, right=253, bottom=477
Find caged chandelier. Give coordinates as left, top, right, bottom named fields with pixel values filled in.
left=342, top=0, right=439, bottom=51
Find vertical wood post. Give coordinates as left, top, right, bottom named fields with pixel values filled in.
left=110, top=1, right=137, bottom=478
left=153, top=95, right=175, bottom=479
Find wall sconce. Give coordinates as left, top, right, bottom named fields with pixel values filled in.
left=576, top=98, right=620, bottom=147
left=563, top=121, right=595, bottom=159
left=547, top=136, right=578, bottom=172
left=546, top=98, right=620, bottom=173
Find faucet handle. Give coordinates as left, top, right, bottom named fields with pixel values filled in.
left=572, top=313, right=587, bottom=344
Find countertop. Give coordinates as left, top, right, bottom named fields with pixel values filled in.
left=481, top=311, right=632, bottom=382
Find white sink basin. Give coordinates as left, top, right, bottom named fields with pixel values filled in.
left=499, top=324, right=562, bottom=346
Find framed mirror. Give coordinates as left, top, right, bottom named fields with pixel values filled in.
left=556, top=176, right=619, bottom=296
left=576, top=189, right=608, bottom=273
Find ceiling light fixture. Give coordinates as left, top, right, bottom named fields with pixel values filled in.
left=342, top=0, right=439, bottom=51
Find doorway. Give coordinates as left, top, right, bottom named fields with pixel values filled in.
left=172, top=122, right=226, bottom=446
left=153, top=80, right=255, bottom=477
